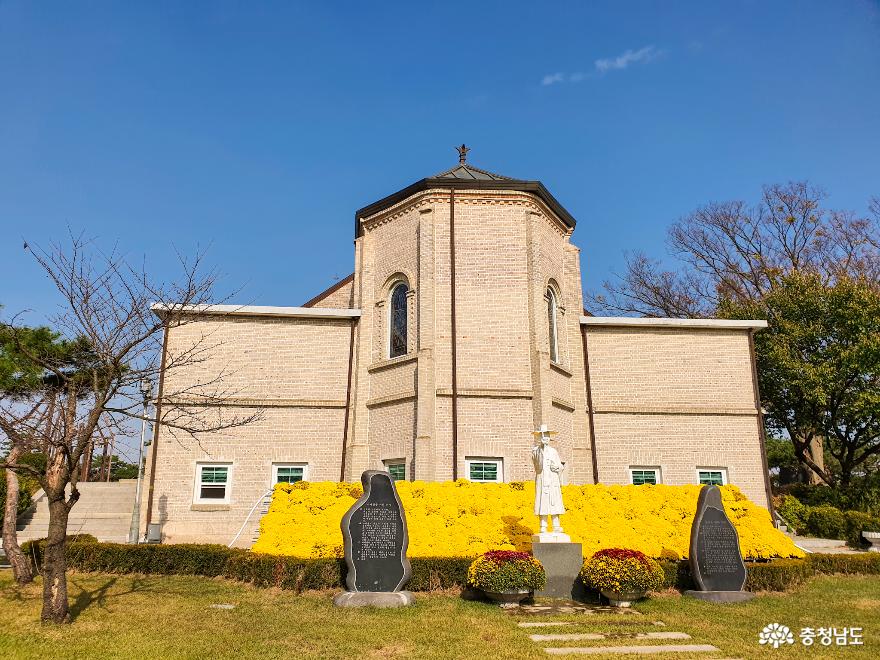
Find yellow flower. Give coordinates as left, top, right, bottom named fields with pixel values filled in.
left=252, top=482, right=804, bottom=560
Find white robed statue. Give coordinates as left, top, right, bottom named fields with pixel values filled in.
left=531, top=424, right=570, bottom=542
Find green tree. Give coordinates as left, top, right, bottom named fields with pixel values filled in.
left=0, top=317, right=66, bottom=585
left=87, top=454, right=138, bottom=481
left=765, top=436, right=801, bottom=487
left=593, top=183, right=879, bottom=484
left=720, top=275, right=880, bottom=487
left=0, top=467, right=34, bottom=523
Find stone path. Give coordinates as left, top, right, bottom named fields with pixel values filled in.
left=786, top=533, right=861, bottom=555
left=530, top=632, right=690, bottom=642
left=512, top=601, right=643, bottom=616
left=513, top=608, right=722, bottom=656
left=544, top=644, right=719, bottom=655
left=518, top=621, right=668, bottom=628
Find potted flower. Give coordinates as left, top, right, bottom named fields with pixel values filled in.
left=579, top=548, right=664, bottom=607
left=467, top=550, right=546, bottom=605
left=863, top=530, right=880, bottom=552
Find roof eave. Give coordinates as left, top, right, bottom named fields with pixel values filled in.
left=150, top=303, right=362, bottom=320
left=354, top=178, right=576, bottom=237
left=579, top=316, right=768, bottom=330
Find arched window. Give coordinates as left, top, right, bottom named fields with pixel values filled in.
left=389, top=282, right=409, bottom=358
left=547, top=287, right=559, bottom=363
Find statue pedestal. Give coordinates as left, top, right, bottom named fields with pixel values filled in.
left=333, top=591, right=415, bottom=608
left=532, top=531, right=571, bottom=543
left=683, top=590, right=754, bottom=603
left=531, top=541, right=585, bottom=600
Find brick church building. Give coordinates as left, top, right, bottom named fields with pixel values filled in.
left=141, top=149, right=773, bottom=546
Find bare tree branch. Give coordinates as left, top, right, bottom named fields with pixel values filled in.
left=0, top=236, right=260, bottom=623
left=588, top=181, right=880, bottom=316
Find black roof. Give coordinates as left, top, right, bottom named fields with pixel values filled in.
left=354, top=162, right=576, bottom=237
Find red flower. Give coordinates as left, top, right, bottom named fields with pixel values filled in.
left=591, top=548, right=653, bottom=566
left=482, top=550, right=534, bottom=564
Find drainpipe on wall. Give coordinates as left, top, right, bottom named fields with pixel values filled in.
left=748, top=328, right=776, bottom=518
left=580, top=325, right=600, bottom=484
left=339, top=318, right=357, bottom=482
left=449, top=188, right=459, bottom=480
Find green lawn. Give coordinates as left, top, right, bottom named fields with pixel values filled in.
left=0, top=570, right=877, bottom=659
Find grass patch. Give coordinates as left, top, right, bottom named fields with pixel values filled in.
left=0, top=571, right=877, bottom=658
left=0, top=571, right=544, bottom=659
left=629, top=577, right=879, bottom=658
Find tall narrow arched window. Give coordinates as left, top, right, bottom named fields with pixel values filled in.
left=389, top=282, right=409, bottom=358
left=547, top=287, right=559, bottom=363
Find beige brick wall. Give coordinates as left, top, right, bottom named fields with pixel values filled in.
left=145, top=405, right=347, bottom=545
left=354, top=190, right=589, bottom=483
left=368, top=399, right=416, bottom=475
left=309, top=278, right=355, bottom=308
left=434, top=395, right=535, bottom=482
left=586, top=327, right=756, bottom=411
left=585, top=326, right=769, bottom=508
left=444, top=198, right=532, bottom=393
left=145, top=181, right=772, bottom=547
left=143, top=314, right=353, bottom=545
left=592, top=412, right=766, bottom=505
left=160, top=315, right=353, bottom=403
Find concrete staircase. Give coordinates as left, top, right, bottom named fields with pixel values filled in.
left=786, top=533, right=859, bottom=554
left=249, top=491, right=274, bottom=546
left=15, top=480, right=137, bottom=545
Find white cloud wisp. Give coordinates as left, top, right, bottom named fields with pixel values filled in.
left=540, top=44, right=664, bottom=86
left=594, top=45, right=662, bottom=73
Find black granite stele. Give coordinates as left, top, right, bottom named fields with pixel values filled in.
left=334, top=470, right=414, bottom=608
left=684, top=485, right=754, bottom=603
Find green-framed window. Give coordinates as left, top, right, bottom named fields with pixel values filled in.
left=630, top=468, right=659, bottom=485
left=196, top=464, right=230, bottom=502
left=385, top=461, right=405, bottom=482
left=273, top=464, right=306, bottom=485
left=467, top=458, right=502, bottom=483
left=698, top=469, right=726, bottom=486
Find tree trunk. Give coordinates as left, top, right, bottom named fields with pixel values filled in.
left=806, top=435, right=826, bottom=485
left=2, top=449, right=34, bottom=584
left=794, top=434, right=833, bottom=486
left=41, top=493, right=70, bottom=623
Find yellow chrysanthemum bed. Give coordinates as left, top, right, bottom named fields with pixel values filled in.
left=252, top=481, right=804, bottom=560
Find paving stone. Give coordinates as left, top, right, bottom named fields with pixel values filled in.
left=544, top=644, right=718, bottom=655
left=513, top=602, right=641, bottom=616
left=531, top=632, right=690, bottom=642
left=518, top=621, right=575, bottom=628
left=535, top=633, right=605, bottom=641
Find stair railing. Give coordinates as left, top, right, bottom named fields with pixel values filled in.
left=228, top=489, right=273, bottom=548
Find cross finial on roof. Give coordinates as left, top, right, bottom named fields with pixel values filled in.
left=456, top=143, right=470, bottom=164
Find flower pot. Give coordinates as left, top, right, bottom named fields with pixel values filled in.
left=863, top=531, right=880, bottom=553
left=601, top=589, right=645, bottom=607
left=483, top=589, right=532, bottom=606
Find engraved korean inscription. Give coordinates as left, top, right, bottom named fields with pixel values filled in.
left=340, top=471, right=411, bottom=593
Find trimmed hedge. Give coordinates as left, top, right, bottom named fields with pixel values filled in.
left=746, top=559, right=813, bottom=591
left=776, top=494, right=880, bottom=546
left=658, top=558, right=812, bottom=592
left=20, top=538, right=880, bottom=594
left=807, top=553, right=880, bottom=576
left=783, top=482, right=880, bottom=515
left=21, top=539, right=473, bottom=593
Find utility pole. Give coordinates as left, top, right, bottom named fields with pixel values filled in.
left=128, top=378, right=153, bottom=544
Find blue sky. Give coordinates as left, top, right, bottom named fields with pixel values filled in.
left=1, top=1, right=879, bottom=322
